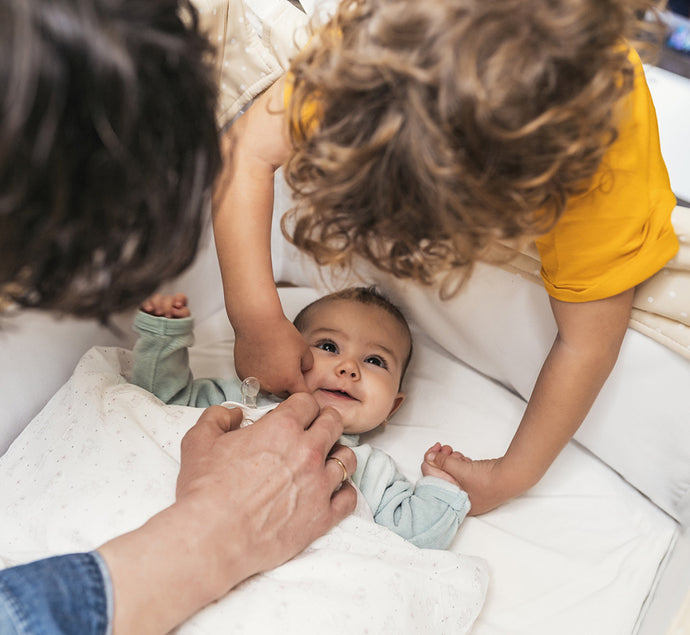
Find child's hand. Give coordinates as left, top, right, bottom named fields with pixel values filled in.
left=234, top=315, right=313, bottom=397
left=141, top=293, right=191, bottom=319
left=424, top=450, right=517, bottom=515
left=421, top=442, right=466, bottom=487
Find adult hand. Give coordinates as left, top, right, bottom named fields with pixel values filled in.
left=99, top=395, right=356, bottom=635
left=176, top=397, right=356, bottom=576
left=233, top=315, right=313, bottom=396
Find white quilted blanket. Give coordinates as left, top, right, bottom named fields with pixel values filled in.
left=0, top=346, right=488, bottom=634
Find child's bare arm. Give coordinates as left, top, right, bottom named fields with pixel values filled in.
left=141, top=293, right=191, bottom=319
left=426, top=288, right=634, bottom=515
left=212, top=77, right=312, bottom=396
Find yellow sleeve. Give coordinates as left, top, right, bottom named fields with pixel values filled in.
left=283, top=72, right=321, bottom=139
left=535, top=50, right=678, bottom=302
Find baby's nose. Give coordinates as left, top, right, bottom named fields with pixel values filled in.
left=337, top=360, right=359, bottom=379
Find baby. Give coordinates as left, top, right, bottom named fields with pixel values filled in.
left=132, top=286, right=469, bottom=549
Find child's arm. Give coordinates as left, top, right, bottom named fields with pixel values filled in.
left=426, top=288, right=634, bottom=515
left=131, top=294, right=244, bottom=407
left=353, top=444, right=470, bottom=549
left=212, top=77, right=312, bottom=397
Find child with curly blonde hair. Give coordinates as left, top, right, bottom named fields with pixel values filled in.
left=212, top=0, right=678, bottom=515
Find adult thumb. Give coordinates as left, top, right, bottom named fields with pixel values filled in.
left=182, top=406, right=243, bottom=455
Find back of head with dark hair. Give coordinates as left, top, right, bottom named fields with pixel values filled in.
left=0, top=0, right=221, bottom=320
left=293, top=286, right=413, bottom=385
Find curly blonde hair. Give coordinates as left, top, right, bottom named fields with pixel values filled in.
left=282, top=0, right=663, bottom=295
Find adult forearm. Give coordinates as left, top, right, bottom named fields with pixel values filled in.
left=97, top=400, right=356, bottom=634
left=98, top=497, right=250, bottom=635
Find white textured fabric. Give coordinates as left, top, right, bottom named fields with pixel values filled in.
left=0, top=344, right=487, bottom=634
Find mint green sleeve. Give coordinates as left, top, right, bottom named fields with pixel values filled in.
left=131, top=312, right=243, bottom=408
left=351, top=444, right=470, bottom=550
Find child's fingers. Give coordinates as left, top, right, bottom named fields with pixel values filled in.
left=425, top=446, right=471, bottom=465
left=420, top=460, right=461, bottom=487
left=450, top=451, right=471, bottom=462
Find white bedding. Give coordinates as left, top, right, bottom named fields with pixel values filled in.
left=0, top=288, right=678, bottom=634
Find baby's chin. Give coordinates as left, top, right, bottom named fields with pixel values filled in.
left=309, top=392, right=372, bottom=435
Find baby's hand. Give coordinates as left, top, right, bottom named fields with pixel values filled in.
left=421, top=442, right=468, bottom=487
left=141, top=292, right=191, bottom=319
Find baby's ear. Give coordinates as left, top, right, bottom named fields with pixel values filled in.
left=384, top=393, right=405, bottom=426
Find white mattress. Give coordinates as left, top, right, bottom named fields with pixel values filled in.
left=187, top=291, right=681, bottom=633
left=0, top=287, right=678, bottom=633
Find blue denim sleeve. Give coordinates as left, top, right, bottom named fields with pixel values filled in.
left=0, top=551, right=113, bottom=635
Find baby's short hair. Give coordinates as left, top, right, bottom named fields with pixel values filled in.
left=293, top=286, right=413, bottom=387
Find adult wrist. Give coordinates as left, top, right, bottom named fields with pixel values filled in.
left=98, top=496, right=250, bottom=634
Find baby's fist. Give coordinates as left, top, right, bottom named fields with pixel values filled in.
left=141, top=292, right=190, bottom=319
left=421, top=442, right=468, bottom=486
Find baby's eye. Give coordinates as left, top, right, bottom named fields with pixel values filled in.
left=315, top=340, right=338, bottom=354
left=364, top=355, right=387, bottom=369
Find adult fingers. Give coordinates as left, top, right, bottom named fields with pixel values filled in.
left=329, top=481, right=357, bottom=520
left=181, top=406, right=244, bottom=457
left=326, top=444, right=357, bottom=491
left=267, top=396, right=344, bottom=455
left=264, top=393, right=320, bottom=430
left=283, top=374, right=311, bottom=395
left=307, top=405, right=346, bottom=456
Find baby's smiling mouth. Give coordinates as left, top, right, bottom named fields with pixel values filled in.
left=319, top=388, right=359, bottom=401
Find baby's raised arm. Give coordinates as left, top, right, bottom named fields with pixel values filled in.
left=421, top=442, right=466, bottom=486
left=141, top=292, right=190, bottom=319
left=213, top=77, right=312, bottom=396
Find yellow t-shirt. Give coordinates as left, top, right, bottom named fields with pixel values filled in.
left=535, top=50, right=678, bottom=302
left=285, top=50, right=678, bottom=302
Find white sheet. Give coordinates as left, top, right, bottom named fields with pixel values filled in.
left=0, top=287, right=678, bottom=634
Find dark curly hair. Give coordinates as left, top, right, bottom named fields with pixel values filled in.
left=0, top=0, right=221, bottom=319
left=283, top=0, right=663, bottom=296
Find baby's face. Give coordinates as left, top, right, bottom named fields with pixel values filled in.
left=300, top=299, right=408, bottom=434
